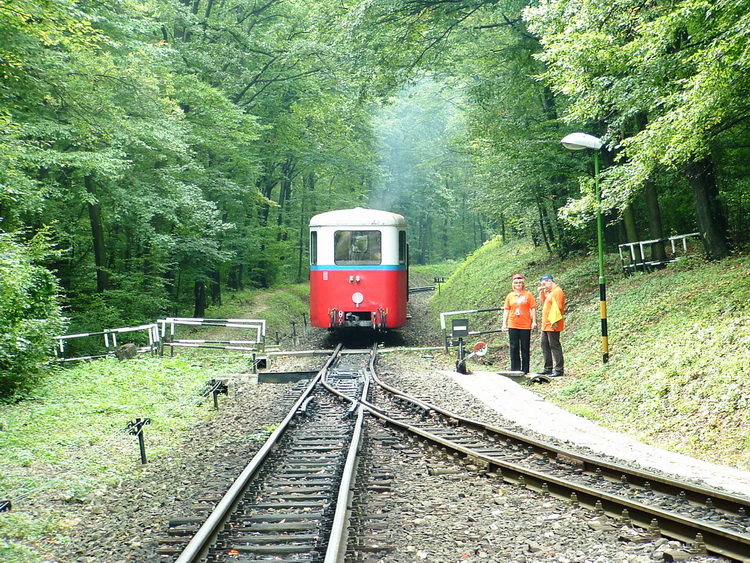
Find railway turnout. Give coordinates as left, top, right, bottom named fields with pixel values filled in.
left=159, top=345, right=750, bottom=562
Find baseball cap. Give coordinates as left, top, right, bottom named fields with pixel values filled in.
left=539, top=274, right=554, bottom=281
left=512, top=273, right=524, bottom=280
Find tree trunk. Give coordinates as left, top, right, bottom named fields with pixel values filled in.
left=297, top=172, right=313, bottom=282
left=258, top=165, right=279, bottom=225
left=228, top=264, right=243, bottom=290
left=194, top=280, right=207, bottom=317
left=173, top=271, right=181, bottom=309
left=441, top=216, right=449, bottom=259
left=535, top=190, right=552, bottom=253
left=622, top=204, right=642, bottom=262
left=418, top=215, right=432, bottom=265
left=85, top=174, right=109, bottom=293
left=210, top=270, right=221, bottom=306
left=685, top=156, right=730, bottom=259
left=277, top=156, right=295, bottom=241
left=540, top=85, right=558, bottom=121
left=441, top=178, right=450, bottom=258
left=256, top=166, right=280, bottom=288
left=644, top=180, right=667, bottom=261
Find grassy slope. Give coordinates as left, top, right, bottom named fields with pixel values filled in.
left=429, top=237, right=750, bottom=470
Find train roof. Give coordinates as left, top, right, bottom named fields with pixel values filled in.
left=309, top=207, right=406, bottom=227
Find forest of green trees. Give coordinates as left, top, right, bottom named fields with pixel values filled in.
left=2, top=0, right=750, bottom=395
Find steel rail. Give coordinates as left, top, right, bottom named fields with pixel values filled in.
left=322, top=344, right=376, bottom=563
left=363, top=376, right=750, bottom=561
left=371, top=371, right=750, bottom=517
left=173, top=344, right=342, bottom=563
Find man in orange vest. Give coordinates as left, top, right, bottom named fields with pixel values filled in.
left=536, top=274, right=565, bottom=377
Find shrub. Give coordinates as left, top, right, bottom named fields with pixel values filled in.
left=0, top=230, right=67, bottom=401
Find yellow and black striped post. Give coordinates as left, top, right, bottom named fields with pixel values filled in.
left=594, top=150, right=609, bottom=363
left=562, top=133, right=609, bottom=364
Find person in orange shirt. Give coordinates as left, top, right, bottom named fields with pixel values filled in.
left=501, top=274, right=537, bottom=374
left=536, top=274, right=565, bottom=377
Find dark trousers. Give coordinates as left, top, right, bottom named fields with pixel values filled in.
left=508, top=328, right=531, bottom=374
left=540, top=331, right=564, bottom=374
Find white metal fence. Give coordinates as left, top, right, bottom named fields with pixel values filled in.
left=54, top=317, right=267, bottom=363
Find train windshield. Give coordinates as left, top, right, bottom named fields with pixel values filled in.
left=334, top=230, right=381, bottom=265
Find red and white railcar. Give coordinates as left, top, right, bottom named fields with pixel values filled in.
left=309, top=207, right=408, bottom=330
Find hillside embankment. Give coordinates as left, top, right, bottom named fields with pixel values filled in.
left=427, top=238, right=750, bottom=470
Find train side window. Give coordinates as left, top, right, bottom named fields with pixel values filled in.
left=399, top=231, right=406, bottom=265
left=310, top=232, right=317, bottom=265
left=335, top=230, right=381, bottom=265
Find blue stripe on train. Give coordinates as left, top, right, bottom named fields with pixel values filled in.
left=310, top=265, right=407, bottom=271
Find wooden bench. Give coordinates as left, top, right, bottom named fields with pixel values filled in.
left=618, top=232, right=700, bottom=274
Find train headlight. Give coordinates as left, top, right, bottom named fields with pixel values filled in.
left=352, top=292, right=364, bottom=307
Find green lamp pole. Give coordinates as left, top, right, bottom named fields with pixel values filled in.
left=561, top=133, right=609, bottom=363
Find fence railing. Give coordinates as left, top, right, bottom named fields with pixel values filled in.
left=53, top=324, right=160, bottom=362
left=618, top=232, right=701, bottom=274
left=158, top=317, right=267, bottom=355
left=54, top=317, right=268, bottom=363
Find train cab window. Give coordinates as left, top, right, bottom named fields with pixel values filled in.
left=399, top=230, right=407, bottom=265
left=310, top=232, right=317, bottom=265
left=335, top=230, right=381, bottom=265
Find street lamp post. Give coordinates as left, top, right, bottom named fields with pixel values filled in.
left=561, top=133, right=609, bottom=364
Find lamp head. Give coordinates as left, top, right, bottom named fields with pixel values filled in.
left=561, top=132, right=602, bottom=151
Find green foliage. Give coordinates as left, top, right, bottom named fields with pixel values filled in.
left=2, top=0, right=386, bottom=337
left=573, top=290, right=750, bottom=462
left=0, top=510, right=58, bottom=563
left=409, top=262, right=461, bottom=287
left=208, top=283, right=310, bottom=341
left=371, top=80, right=488, bottom=263
left=5, top=0, right=750, bottom=396
left=526, top=0, right=750, bottom=245
left=0, top=231, right=67, bottom=401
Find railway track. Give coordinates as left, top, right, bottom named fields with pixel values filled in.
left=360, top=368, right=750, bottom=562
left=158, top=345, right=750, bottom=562
left=158, top=344, right=375, bottom=562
